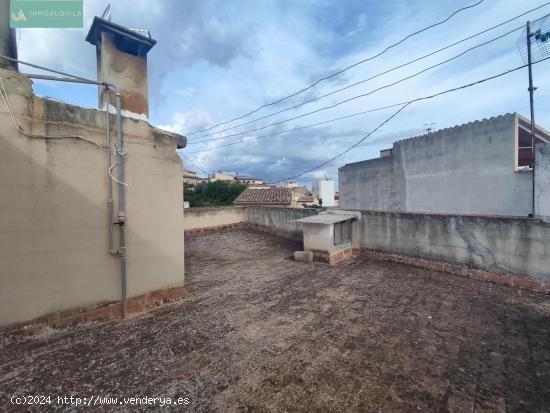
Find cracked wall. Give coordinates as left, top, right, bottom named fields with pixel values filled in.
left=356, top=210, right=550, bottom=282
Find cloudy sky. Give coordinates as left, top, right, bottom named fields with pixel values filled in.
left=17, top=0, right=550, bottom=187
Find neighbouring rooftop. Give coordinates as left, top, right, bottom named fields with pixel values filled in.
left=1, top=228, right=549, bottom=412
left=234, top=187, right=292, bottom=206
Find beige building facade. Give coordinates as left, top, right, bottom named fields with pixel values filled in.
left=0, top=68, right=186, bottom=326
left=0, top=16, right=187, bottom=327
left=183, top=169, right=206, bottom=186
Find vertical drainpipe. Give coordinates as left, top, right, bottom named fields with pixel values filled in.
left=115, top=92, right=128, bottom=319
left=106, top=86, right=115, bottom=254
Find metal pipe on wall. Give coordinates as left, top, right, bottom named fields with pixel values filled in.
left=26, top=73, right=100, bottom=85
left=106, top=87, right=115, bottom=254
left=115, top=92, right=128, bottom=319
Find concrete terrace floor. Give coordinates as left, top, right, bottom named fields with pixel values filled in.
left=1, top=228, right=550, bottom=412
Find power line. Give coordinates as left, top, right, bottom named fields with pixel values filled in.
left=269, top=104, right=410, bottom=184
left=184, top=0, right=486, bottom=136
left=187, top=104, right=406, bottom=154
left=188, top=25, right=523, bottom=145
left=188, top=4, right=550, bottom=142
left=267, top=56, right=550, bottom=184
left=180, top=152, right=210, bottom=176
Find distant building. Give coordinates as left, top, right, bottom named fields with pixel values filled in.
left=208, top=171, right=266, bottom=186
left=208, top=171, right=235, bottom=182
left=183, top=169, right=206, bottom=186
left=292, top=186, right=309, bottom=196
left=234, top=187, right=294, bottom=207
left=338, top=113, right=550, bottom=217
left=278, top=180, right=299, bottom=188
left=296, top=195, right=319, bottom=207
left=247, top=183, right=275, bottom=189
left=312, top=178, right=336, bottom=207
left=234, top=175, right=265, bottom=185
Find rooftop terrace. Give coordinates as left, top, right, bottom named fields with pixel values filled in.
left=1, top=228, right=550, bottom=411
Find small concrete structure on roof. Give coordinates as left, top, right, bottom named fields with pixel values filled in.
left=86, top=17, right=156, bottom=56
left=292, top=210, right=360, bottom=264
left=86, top=16, right=156, bottom=120
left=293, top=211, right=358, bottom=225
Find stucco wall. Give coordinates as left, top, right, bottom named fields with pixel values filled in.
left=339, top=114, right=533, bottom=216
left=245, top=207, right=319, bottom=240
left=535, top=143, right=550, bottom=221
left=0, top=69, right=185, bottom=326
left=355, top=210, right=550, bottom=282
left=182, top=206, right=319, bottom=240
left=184, top=207, right=246, bottom=231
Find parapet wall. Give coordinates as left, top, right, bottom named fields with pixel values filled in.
left=184, top=206, right=318, bottom=240
left=245, top=207, right=319, bottom=240
left=183, top=206, right=550, bottom=290
left=184, top=207, right=246, bottom=233
left=354, top=210, right=550, bottom=288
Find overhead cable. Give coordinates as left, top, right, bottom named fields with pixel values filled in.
left=188, top=25, right=524, bottom=145
left=267, top=56, right=550, bottom=183
left=189, top=6, right=550, bottom=141
left=184, top=0, right=487, bottom=135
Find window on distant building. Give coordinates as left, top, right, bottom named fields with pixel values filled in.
left=334, top=220, right=352, bottom=245
left=517, top=122, right=549, bottom=169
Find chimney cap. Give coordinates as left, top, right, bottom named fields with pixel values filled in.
left=86, top=16, right=156, bottom=57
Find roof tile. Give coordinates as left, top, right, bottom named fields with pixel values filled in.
left=234, top=188, right=292, bottom=205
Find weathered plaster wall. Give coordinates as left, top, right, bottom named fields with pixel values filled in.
left=355, top=210, right=550, bottom=282
left=339, top=114, right=533, bottom=216
left=535, top=143, right=550, bottom=221
left=184, top=207, right=246, bottom=231
left=302, top=223, right=333, bottom=251
left=97, top=33, right=149, bottom=118
left=0, top=69, right=185, bottom=326
left=245, top=207, right=319, bottom=240
left=181, top=206, right=319, bottom=239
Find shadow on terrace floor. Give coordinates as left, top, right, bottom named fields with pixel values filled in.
left=1, top=228, right=550, bottom=412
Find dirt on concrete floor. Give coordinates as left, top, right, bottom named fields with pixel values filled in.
left=1, top=228, right=550, bottom=412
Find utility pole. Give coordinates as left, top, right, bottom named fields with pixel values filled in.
left=526, top=21, right=537, bottom=217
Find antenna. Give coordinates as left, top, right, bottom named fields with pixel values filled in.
left=423, top=122, right=436, bottom=135
left=517, top=14, right=550, bottom=64
left=101, top=4, right=111, bottom=21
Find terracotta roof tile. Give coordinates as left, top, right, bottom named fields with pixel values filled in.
left=234, top=188, right=292, bottom=206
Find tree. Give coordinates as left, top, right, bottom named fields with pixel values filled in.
left=184, top=180, right=246, bottom=207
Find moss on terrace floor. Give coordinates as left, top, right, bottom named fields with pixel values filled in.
left=1, top=228, right=550, bottom=412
